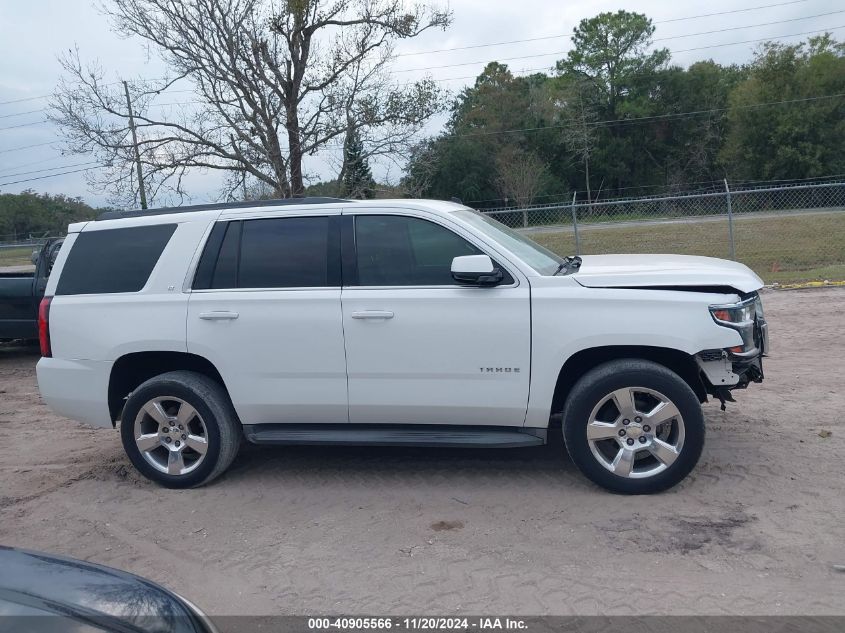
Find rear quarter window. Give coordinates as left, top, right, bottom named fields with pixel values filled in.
left=55, top=224, right=177, bottom=295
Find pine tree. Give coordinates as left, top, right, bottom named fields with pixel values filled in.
left=341, top=130, right=375, bottom=199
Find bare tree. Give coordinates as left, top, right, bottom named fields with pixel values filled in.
left=49, top=0, right=451, bottom=206
left=329, top=32, right=447, bottom=186
left=493, top=146, right=548, bottom=216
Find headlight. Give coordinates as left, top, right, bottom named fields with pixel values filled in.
left=710, top=299, right=755, bottom=326
left=709, top=296, right=760, bottom=355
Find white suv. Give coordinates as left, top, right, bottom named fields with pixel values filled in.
left=36, top=197, right=768, bottom=493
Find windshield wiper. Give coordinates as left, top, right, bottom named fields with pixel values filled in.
left=554, top=255, right=582, bottom=276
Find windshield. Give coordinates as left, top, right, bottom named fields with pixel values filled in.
left=453, top=208, right=564, bottom=275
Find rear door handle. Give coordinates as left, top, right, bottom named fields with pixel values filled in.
left=351, top=310, right=394, bottom=320
left=199, top=311, right=239, bottom=320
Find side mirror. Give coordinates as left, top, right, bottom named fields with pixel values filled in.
left=451, top=254, right=503, bottom=286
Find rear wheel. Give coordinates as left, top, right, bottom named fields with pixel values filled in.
left=562, top=359, right=704, bottom=494
left=120, top=371, right=241, bottom=488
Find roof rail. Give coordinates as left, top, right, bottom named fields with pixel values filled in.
left=95, top=197, right=352, bottom=221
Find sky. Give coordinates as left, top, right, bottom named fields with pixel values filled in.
left=0, top=0, right=840, bottom=208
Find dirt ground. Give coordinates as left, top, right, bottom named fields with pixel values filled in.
left=1, top=288, right=844, bottom=616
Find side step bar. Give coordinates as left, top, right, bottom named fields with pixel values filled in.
left=243, top=424, right=546, bottom=448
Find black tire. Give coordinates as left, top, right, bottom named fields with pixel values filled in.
left=562, top=359, right=705, bottom=494
left=120, top=371, right=241, bottom=488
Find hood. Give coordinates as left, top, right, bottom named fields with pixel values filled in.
left=0, top=545, right=206, bottom=631
left=572, top=254, right=764, bottom=294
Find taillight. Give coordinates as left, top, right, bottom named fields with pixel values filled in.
left=38, top=296, right=52, bottom=357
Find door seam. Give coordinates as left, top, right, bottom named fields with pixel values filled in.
left=339, top=287, right=351, bottom=423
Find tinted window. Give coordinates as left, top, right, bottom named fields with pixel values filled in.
left=192, top=222, right=227, bottom=290
left=56, top=224, right=176, bottom=295
left=355, top=215, right=482, bottom=286
left=239, top=217, right=329, bottom=288
left=196, top=216, right=333, bottom=289
left=212, top=221, right=241, bottom=289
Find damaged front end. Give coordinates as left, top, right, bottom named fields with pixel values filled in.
left=696, top=294, right=769, bottom=410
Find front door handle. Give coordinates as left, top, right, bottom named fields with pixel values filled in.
left=199, top=311, right=239, bottom=320
left=351, top=310, right=394, bottom=320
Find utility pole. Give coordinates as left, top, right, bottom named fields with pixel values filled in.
left=123, top=80, right=148, bottom=209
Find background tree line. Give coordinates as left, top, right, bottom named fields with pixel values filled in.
left=403, top=11, right=845, bottom=208
left=0, top=192, right=98, bottom=240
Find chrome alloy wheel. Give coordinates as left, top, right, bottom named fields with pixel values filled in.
left=133, top=397, right=209, bottom=476
left=586, top=386, right=685, bottom=479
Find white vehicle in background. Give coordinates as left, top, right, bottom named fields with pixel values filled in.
left=36, top=197, right=768, bottom=494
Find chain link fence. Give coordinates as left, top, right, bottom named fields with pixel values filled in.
left=482, top=180, right=845, bottom=285
left=0, top=235, right=56, bottom=269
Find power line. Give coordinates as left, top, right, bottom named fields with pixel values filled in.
left=667, top=25, right=845, bottom=55
left=0, top=98, right=206, bottom=136
left=0, top=156, right=63, bottom=175
left=0, top=94, right=52, bottom=107
left=455, top=92, right=845, bottom=138
left=0, top=99, right=210, bottom=122
left=425, top=22, right=838, bottom=84
left=396, top=0, right=815, bottom=57
left=653, top=10, right=845, bottom=42
left=0, top=119, right=49, bottom=132
left=427, top=21, right=834, bottom=84
left=0, top=78, right=150, bottom=107
left=0, top=161, right=101, bottom=180
left=0, top=166, right=92, bottom=188
left=0, top=107, right=48, bottom=120
left=394, top=24, right=845, bottom=74
left=426, top=19, right=844, bottom=83
left=657, top=0, right=811, bottom=22
left=0, top=141, right=55, bottom=155
left=0, top=77, right=186, bottom=108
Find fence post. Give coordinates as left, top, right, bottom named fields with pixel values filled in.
left=724, top=179, right=736, bottom=260
left=570, top=191, right=581, bottom=256
left=521, top=207, right=528, bottom=228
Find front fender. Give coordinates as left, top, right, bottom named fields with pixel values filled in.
left=524, top=283, right=743, bottom=428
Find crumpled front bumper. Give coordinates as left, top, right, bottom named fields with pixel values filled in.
left=696, top=307, right=768, bottom=397
left=729, top=308, right=768, bottom=383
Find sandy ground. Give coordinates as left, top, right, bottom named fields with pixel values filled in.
left=1, top=288, right=844, bottom=616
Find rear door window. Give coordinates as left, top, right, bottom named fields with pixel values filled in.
left=55, top=224, right=177, bottom=295
left=194, top=216, right=337, bottom=290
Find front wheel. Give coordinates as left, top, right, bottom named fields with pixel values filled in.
left=562, top=359, right=705, bottom=494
